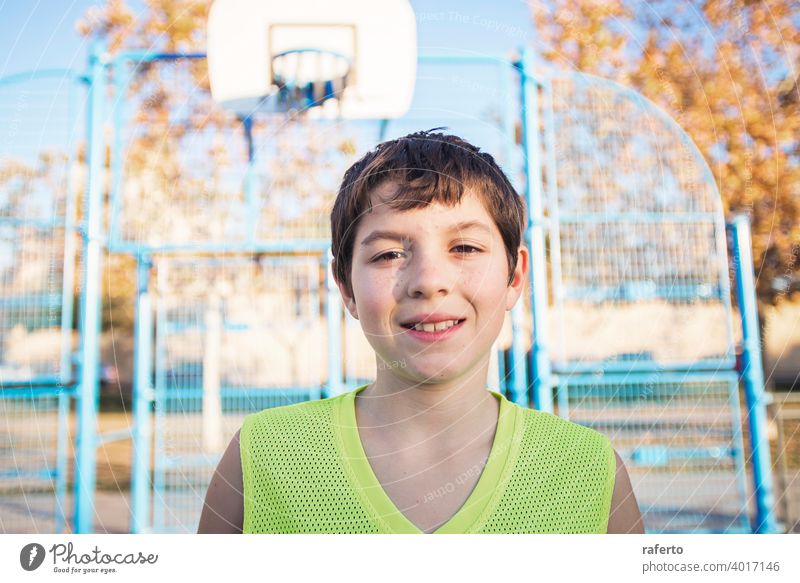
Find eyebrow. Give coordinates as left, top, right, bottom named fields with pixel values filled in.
left=359, top=220, right=493, bottom=247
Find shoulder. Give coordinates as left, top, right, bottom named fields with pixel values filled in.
left=196, top=393, right=346, bottom=534
left=241, top=392, right=344, bottom=441
left=517, top=407, right=646, bottom=532
left=249, top=392, right=345, bottom=420
left=517, top=406, right=615, bottom=458
left=239, top=392, right=353, bottom=475
left=197, top=428, right=243, bottom=534
left=511, top=405, right=616, bottom=492
left=607, top=449, right=645, bottom=533
left=491, top=405, right=620, bottom=533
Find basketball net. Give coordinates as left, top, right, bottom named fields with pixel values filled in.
left=270, top=48, right=351, bottom=120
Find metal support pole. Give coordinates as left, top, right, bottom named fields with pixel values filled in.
left=542, top=77, right=566, bottom=375
left=326, top=247, right=344, bottom=396
left=729, top=215, right=780, bottom=533
left=73, top=39, right=107, bottom=533
left=131, top=254, right=154, bottom=532
left=153, top=262, right=167, bottom=531
left=517, top=47, right=552, bottom=413
left=502, top=59, right=528, bottom=406
left=55, top=390, right=69, bottom=533
left=108, top=54, right=128, bottom=250
left=243, top=116, right=258, bottom=244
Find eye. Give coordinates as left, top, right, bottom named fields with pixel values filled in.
left=453, top=245, right=481, bottom=254
left=373, top=250, right=405, bottom=263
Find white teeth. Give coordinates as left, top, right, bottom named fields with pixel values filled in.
left=412, top=319, right=459, bottom=332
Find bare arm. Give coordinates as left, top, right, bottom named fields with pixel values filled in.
left=197, top=429, right=244, bottom=533
left=607, top=449, right=645, bottom=534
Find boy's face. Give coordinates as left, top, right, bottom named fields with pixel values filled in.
left=336, top=180, right=528, bottom=385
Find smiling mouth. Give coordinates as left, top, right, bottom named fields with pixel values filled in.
left=401, top=319, right=466, bottom=332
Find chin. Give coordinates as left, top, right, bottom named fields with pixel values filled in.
left=407, top=368, right=465, bottom=384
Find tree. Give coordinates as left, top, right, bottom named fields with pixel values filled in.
left=76, top=0, right=209, bottom=54
left=529, top=0, right=799, bottom=305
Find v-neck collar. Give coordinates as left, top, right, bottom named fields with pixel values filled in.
left=335, top=383, right=521, bottom=534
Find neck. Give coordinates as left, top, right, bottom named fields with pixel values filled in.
left=355, top=360, right=500, bottom=452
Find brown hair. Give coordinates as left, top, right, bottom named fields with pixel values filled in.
left=330, top=128, right=527, bottom=298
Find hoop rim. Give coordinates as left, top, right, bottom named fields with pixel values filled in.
left=269, top=48, right=351, bottom=113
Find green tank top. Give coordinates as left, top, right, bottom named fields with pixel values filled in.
left=240, top=384, right=616, bottom=533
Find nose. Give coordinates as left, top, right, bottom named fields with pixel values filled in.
left=405, top=248, right=454, bottom=298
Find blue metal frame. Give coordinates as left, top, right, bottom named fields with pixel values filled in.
left=516, top=47, right=553, bottom=414
left=242, top=116, right=259, bottom=245
left=73, top=39, right=107, bottom=534
left=525, top=64, right=778, bottom=532
left=106, top=49, right=778, bottom=534
left=728, top=216, right=780, bottom=533
left=325, top=247, right=344, bottom=398
left=558, top=370, right=751, bottom=533
left=0, top=65, right=84, bottom=387
left=542, top=69, right=738, bottom=371
left=1, top=21, right=781, bottom=533
left=542, top=74, right=567, bottom=391
left=0, top=68, right=80, bottom=87
left=131, top=253, right=154, bottom=532
left=152, top=279, right=167, bottom=533
left=0, top=63, right=86, bottom=533
left=2, top=45, right=769, bottom=535
left=500, top=55, right=528, bottom=406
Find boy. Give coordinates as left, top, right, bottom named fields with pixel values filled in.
left=198, top=129, right=644, bottom=534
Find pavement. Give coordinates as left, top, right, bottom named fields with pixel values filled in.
left=3, top=472, right=798, bottom=534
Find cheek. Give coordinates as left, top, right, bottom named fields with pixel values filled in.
left=462, top=264, right=505, bottom=299
left=354, top=273, right=395, bottom=330
left=469, top=279, right=511, bottom=326
left=360, top=271, right=394, bottom=297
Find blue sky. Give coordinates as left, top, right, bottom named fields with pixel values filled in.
left=0, top=0, right=536, bottom=77
left=0, top=0, right=539, bottom=219
left=0, top=0, right=538, bottom=170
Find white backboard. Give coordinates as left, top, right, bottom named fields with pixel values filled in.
left=207, top=0, right=417, bottom=119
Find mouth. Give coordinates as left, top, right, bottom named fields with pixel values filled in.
left=400, top=318, right=466, bottom=332
left=400, top=318, right=467, bottom=341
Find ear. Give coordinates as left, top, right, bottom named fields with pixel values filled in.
left=505, top=244, right=529, bottom=311
left=334, top=273, right=359, bottom=320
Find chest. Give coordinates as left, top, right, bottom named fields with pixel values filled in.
left=358, top=430, right=493, bottom=533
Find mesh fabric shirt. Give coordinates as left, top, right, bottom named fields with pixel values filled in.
left=240, top=383, right=616, bottom=533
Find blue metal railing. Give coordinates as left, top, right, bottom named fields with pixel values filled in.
left=0, top=45, right=781, bottom=535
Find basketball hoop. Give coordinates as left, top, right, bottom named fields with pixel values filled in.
left=207, top=0, right=416, bottom=119
left=269, top=48, right=351, bottom=113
